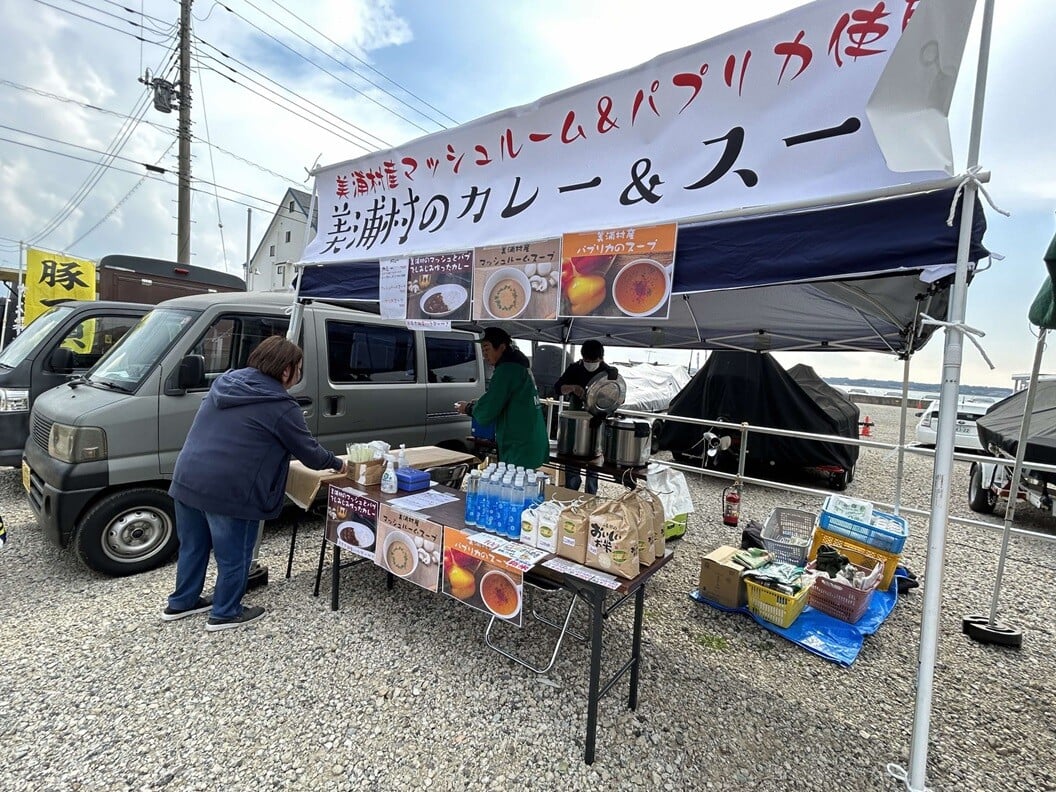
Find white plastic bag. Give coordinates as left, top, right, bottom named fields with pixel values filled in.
left=645, top=463, right=695, bottom=518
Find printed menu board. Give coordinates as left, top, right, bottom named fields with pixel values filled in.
left=325, top=486, right=379, bottom=560
left=406, top=251, right=473, bottom=322
left=559, top=223, right=677, bottom=319
left=441, top=527, right=526, bottom=627
left=471, top=238, right=561, bottom=321
left=373, top=504, right=444, bottom=592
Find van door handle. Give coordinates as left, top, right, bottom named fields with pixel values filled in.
left=325, top=395, right=346, bottom=417
left=295, top=397, right=313, bottom=406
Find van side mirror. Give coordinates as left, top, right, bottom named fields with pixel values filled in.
left=176, top=354, right=206, bottom=391
left=49, top=347, right=76, bottom=374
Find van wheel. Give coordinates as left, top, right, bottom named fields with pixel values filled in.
left=968, top=464, right=997, bottom=514
left=75, top=489, right=178, bottom=576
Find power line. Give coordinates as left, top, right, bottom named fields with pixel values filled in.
left=215, top=2, right=439, bottom=136
left=0, top=124, right=174, bottom=171
left=192, top=36, right=228, bottom=271
left=64, top=0, right=174, bottom=37
left=250, top=0, right=459, bottom=127
left=24, top=42, right=178, bottom=245
left=1, top=136, right=281, bottom=216
left=0, top=79, right=303, bottom=184
left=97, top=0, right=175, bottom=31
left=194, top=36, right=389, bottom=150
left=31, top=0, right=174, bottom=45
left=0, top=79, right=176, bottom=136
left=194, top=56, right=381, bottom=155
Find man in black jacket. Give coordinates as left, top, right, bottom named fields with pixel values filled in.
left=553, top=339, right=617, bottom=494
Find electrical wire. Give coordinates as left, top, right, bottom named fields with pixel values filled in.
left=215, top=2, right=437, bottom=135
left=251, top=0, right=459, bottom=127
left=63, top=0, right=174, bottom=36
left=0, top=124, right=173, bottom=170
left=31, top=0, right=173, bottom=44
left=194, top=58, right=380, bottom=155
left=192, top=36, right=228, bottom=271
left=1, top=137, right=282, bottom=215
left=194, top=36, right=389, bottom=150
left=23, top=42, right=178, bottom=245
left=0, top=80, right=303, bottom=184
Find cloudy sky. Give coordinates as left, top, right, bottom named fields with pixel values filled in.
left=0, top=0, right=1051, bottom=388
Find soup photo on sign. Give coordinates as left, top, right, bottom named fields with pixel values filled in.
left=612, top=259, right=669, bottom=317
left=559, top=223, right=676, bottom=319
left=484, top=267, right=530, bottom=320
left=471, top=239, right=561, bottom=321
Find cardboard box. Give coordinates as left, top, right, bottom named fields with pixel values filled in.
left=351, top=458, right=384, bottom=487
left=698, top=545, right=747, bottom=609
left=284, top=446, right=479, bottom=509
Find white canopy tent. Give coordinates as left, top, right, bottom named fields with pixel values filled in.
left=289, top=2, right=997, bottom=788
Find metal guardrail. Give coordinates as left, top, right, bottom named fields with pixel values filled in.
left=546, top=401, right=1056, bottom=546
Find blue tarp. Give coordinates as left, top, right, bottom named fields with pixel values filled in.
left=297, top=188, right=987, bottom=301
left=689, top=579, right=899, bottom=667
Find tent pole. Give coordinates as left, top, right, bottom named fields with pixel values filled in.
left=892, top=351, right=913, bottom=515
left=907, top=1, right=995, bottom=789
left=987, top=329, right=1046, bottom=624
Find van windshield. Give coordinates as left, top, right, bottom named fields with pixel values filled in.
left=0, top=305, right=74, bottom=368
left=89, top=308, right=197, bottom=390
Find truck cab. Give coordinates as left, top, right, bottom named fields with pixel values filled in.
left=23, top=291, right=484, bottom=576
left=0, top=301, right=148, bottom=467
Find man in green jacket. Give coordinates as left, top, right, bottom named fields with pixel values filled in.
left=456, top=327, right=549, bottom=469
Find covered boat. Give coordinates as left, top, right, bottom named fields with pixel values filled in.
left=657, top=352, right=859, bottom=488
left=976, top=380, right=1056, bottom=478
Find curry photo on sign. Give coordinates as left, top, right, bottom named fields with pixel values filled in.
left=405, top=251, right=473, bottom=322
left=560, top=223, right=676, bottom=319
left=472, top=238, right=560, bottom=322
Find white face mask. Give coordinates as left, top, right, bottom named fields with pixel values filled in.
left=583, top=361, right=601, bottom=373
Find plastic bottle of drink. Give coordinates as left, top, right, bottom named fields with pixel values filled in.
left=526, top=471, right=542, bottom=507
left=486, top=472, right=503, bottom=534
left=480, top=472, right=496, bottom=533
left=397, top=444, right=407, bottom=470
left=464, top=470, right=481, bottom=527
left=499, top=474, right=515, bottom=538
left=509, top=474, right=525, bottom=541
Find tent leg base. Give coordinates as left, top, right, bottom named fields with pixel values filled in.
left=962, top=613, right=1022, bottom=648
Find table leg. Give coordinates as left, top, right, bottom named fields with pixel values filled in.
left=628, top=585, right=645, bottom=710
left=584, top=588, right=605, bottom=765
left=330, top=544, right=341, bottom=611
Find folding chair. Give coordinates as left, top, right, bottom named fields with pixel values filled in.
left=483, top=574, right=587, bottom=676
left=428, top=462, right=470, bottom=490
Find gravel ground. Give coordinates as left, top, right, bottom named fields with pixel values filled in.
left=1, top=403, right=1055, bottom=791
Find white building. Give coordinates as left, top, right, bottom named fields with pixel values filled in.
left=247, top=188, right=315, bottom=291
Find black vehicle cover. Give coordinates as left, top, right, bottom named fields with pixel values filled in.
left=976, top=380, right=1056, bottom=467
left=657, top=352, right=859, bottom=472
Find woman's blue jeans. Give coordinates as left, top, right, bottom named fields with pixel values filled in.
left=168, top=500, right=259, bottom=620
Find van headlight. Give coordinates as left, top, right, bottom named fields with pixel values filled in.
left=49, top=423, right=108, bottom=463
left=0, top=388, right=29, bottom=412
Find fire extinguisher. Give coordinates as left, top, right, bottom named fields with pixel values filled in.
left=722, top=485, right=741, bottom=527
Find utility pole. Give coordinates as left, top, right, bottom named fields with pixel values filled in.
left=176, top=0, right=193, bottom=265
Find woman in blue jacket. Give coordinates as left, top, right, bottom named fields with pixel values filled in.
left=163, top=336, right=345, bottom=631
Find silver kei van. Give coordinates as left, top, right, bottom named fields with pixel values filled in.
left=23, top=291, right=484, bottom=576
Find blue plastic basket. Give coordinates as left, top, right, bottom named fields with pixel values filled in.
left=818, top=496, right=908, bottom=554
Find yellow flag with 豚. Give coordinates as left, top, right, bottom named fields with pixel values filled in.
left=24, top=248, right=98, bottom=353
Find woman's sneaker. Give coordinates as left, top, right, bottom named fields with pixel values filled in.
left=205, top=605, right=266, bottom=632
left=161, top=596, right=213, bottom=621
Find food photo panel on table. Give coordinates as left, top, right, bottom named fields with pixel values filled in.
left=325, top=486, right=379, bottom=560
left=559, top=223, right=677, bottom=319
left=440, top=527, right=524, bottom=626
left=471, top=238, right=561, bottom=322
left=405, top=251, right=473, bottom=322
left=373, top=504, right=444, bottom=592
